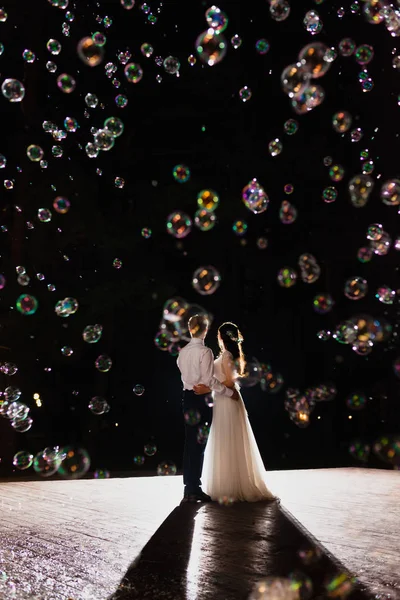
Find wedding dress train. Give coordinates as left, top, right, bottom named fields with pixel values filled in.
left=201, top=351, right=275, bottom=502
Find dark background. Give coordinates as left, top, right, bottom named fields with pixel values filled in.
left=0, top=0, right=399, bottom=476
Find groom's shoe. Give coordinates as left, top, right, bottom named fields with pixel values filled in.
left=191, top=490, right=212, bottom=503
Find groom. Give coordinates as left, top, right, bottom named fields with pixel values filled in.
left=177, top=314, right=239, bottom=503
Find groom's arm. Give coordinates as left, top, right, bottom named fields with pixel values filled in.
left=200, top=349, right=234, bottom=398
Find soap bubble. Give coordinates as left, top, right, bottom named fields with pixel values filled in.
left=144, top=443, right=157, bottom=456
left=141, top=43, right=153, bottom=57
left=344, top=276, right=368, bottom=300
left=121, top=0, right=135, bottom=8
left=366, top=223, right=383, bottom=241
left=89, top=396, right=109, bottom=415
left=95, top=354, right=112, bottom=372
left=349, top=441, right=370, bottom=462
left=58, top=446, right=91, bottom=479
left=55, top=297, right=78, bottom=317
left=375, top=286, right=395, bottom=304
left=47, top=39, right=62, bottom=54
left=373, top=436, right=400, bottom=467
left=166, top=211, right=192, bottom=238
left=33, top=450, right=62, bottom=477
left=239, top=86, right=252, bottom=102
left=284, top=119, right=298, bottom=135
left=298, top=42, right=331, bottom=78
left=355, top=44, right=374, bottom=65
left=279, top=201, right=297, bottom=224
left=249, top=578, right=296, bottom=600
left=269, top=139, right=283, bottom=157
left=298, top=254, right=321, bottom=283
left=281, top=63, right=310, bottom=98
left=322, top=186, right=337, bottom=203
left=13, top=451, right=34, bottom=470
left=27, top=145, right=44, bottom=162
left=23, top=49, right=36, bottom=63
left=242, top=179, right=269, bottom=214
left=192, top=266, right=221, bottom=295
left=85, top=93, right=98, bottom=108
left=231, top=34, right=242, bottom=50
left=1, top=79, right=25, bottom=102
left=163, top=56, right=180, bottom=74
left=303, top=10, right=322, bottom=35
left=291, top=84, right=325, bottom=114
left=346, top=392, right=367, bottom=410
left=332, top=111, right=352, bottom=133
left=255, top=39, right=270, bottom=55
left=54, top=195, right=71, bottom=213
left=233, top=220, right=248, bottom=236
left=205, top=6, right=228, bottom=32
left=313, top=294, right=334, bottom=314
left=195, top=29, right=227, bottom=66
left=195, top=209, right=217, bottom=231
left=173, top=164, right=190, bottom=183
left=157, top=461, right=177, bottom=476
left=357, top=247, right=373, bottom=263
left=16, top=294, right=38, bottom=315
left=133, top=384, right=145, bottom=396
left=104, top=116, right=124, bottom=137
left=339, top=38, right=355, bottom=56
left=370, top=231, right=391, bottom=255
left=348, top=174, right=374, bottom=207
left=277, top=267, right=298, bottom=288
left=57, top=73, right=76, bottom=93
left=197, top=189, right=219, bottom=212
left=269, top=0, right=291, bottom=22
left=82, top=324, right=103, bottom=343
left=124, top=62, right=143, bottom=83
left=380, top=179, right=400, bottom=206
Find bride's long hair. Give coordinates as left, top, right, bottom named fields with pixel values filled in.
left=217, top=322, right=246, bottom=377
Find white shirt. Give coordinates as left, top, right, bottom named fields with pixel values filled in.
left=177, top=338, right=233, bottom=397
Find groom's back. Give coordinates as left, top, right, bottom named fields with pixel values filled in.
left=177, top=339, right=209, bottom=390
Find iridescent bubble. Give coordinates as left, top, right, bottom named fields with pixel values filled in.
left=52, top=145, right=63, bottom=158
left=57, top=73, right=76, bottom=93
left=86, top=142, right=99, bottom=158
left=94, top=129, right=115, bottom=151
left=195, top=29, right=227, bottom=66
left=4, top=179, right=14, bottom=189
left=141, top=227, right=152, bottom=238
left=231, top=34, right=242, bottom=50
left=284, top=184, right=294, bottom=194
left=363, top=0, right=386, bottom=24
left=346, top=392, right=367, bottom=410
left=298, top=42, right=331, bottom=78
left=16, top=294, right=38, bottom=315
left=23, top=49, right=36, bottom=63
left=344, top=276, right=368, bottom=300
left=277, top=267, right=297, bottom=288
left=166, top=211, right=192, bottom=238
left=303, top=10, right=322, bottom=34
left=124, top=62, right=143, bottom=83
left=192, top=266, right=221, bottom=295
left=0, top=154, right=6, bottom=168
left=339, top=37, right=355, bottom=56
left=104, top=116, right=124, bottom=137
left=366, top=223, right=383, bottom=241
left=95, top=354, right=112, bottom=372
left=58, top=446, right=91, bottom=479
left=268, top=139, right=283, bottom=157
left=133, top=384, right=145, bottom=396
left=255, top=39, right=270, bottom=55
left=317, top=330, right=331, bottom=341
left=121, top=0, right=135, bottom=8
left=13, top=450, right=34, bottom=470
left=27, top=145, right=44, bottom=162
left=5, top=386, right=21, bottom=402
left=61, top=346, right=73, bottom=357
left=83, top=324, right=103, bottom=343
left=205, top=5, right=228, bottom=32
left=355, top=44, right=374, bottom=65
left=47, top=38, right=62, bottom=54
left=46, top=60, right=57, bottom=73
left=269, top=0, right=291, bottom=21
left=173, top=164, right=190, bottom=183
left=33, top=450, right=61, bottom=477
left=92, top=32, right=106, bottom=46
left=188, top=54, right=196, bottom=66
left=322, top=186, right=337, bottom=203
left=64, top=116, right=79, bottom=132
left=115, top=177, right=125, bottom=188
left=333, top=320, right=358, bottom=345
left=184, top=409, right=201, bottom=426
left=38, top=208, right=52, bottom=222
left=284, top=119, right=298, bottom=135
left=349, top=441, right=370, bottom=462
left=380, top=179, right=400, bottom=206
left=313, top=294, right=334, bottom=314
left=281, top=63, right=310, bottom=98
left=154, top=331, right=171, bottom=351
left=157, top=461, right=177, bottom=476
left=239, top=86, right=252, bottom=102
left=85, top=93, right=98, bottom=108
left=357, top=247, right=373, bottom=263
left=144, top=443, right=157, bottom=456
left=375, top=285, right=395, bottom=304
left=329, top=164, right=345, bottom=182
left=298, top=254, right=321, bottom=283
left=332, top=111, right=352, bottom=133
left=133, top=455, right=145, bottom=466
left=279, top=201, right=297, bottom=224
left=291, top=84, right=325, bottom=114
left=113, top=258, right=122, bottom=269
left=350, top=127, right=363, bottom=142
left=140, top=43, right=153, bottom=58
left=369, top=231, right=391, bottom=255
left=89, top=396, right=109, bottom=415
left=242, top=179, right=269, bottom=214
left=348, top=174, right=374, bottom=207
left=55, top=297, right=78, bottom=317
left=373, top=435, right=400, bottom=467
left=1, top=79, right=25, bottom=102
left=163, top=56, right=180, bottom=74
left=195, top=209, right=217, bottom=231
left=1, top=362, right=17, bottom=375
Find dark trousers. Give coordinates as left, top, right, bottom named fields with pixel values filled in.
left=182, top=389, right=211, bottom=495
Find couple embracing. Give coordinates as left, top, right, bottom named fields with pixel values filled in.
left=177, top=314, right=275, bottom=504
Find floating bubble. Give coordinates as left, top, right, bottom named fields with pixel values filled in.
left=58, top=446, right=91, bottom=479
left=350, top=128, right=363, bottom=142
left=92, top=32, right=106, bottom=46
left=121, top=0, right=135, bottom=8
left=57, top=73, right=76, bottom=93
left=94, top=129, right=115, bottom=151
left=1, top=79, right=25, bottom=102
left=154, top=331, right=171, bottom=351
left=144, top=443, right=157, bottom=456
left=298, top=42, right=331, bottom=78
left=113, top=258, right=122, bottom=269
left=380, top=178, right=400, bottom=206
left=141, top=227, right=152, bottom=238
left=277, top=267, right=297, bottom=288
left=269, top=139, right=283, bottom=157
left=192, top=266, right=221, bottom=295
left=233, top=220, right=248, bottom=235
left=195, top=209, right=217, bottom=231
left=206, top=6, right=228, bottom=32
left=184, top=409, right=201, bottom=426
left=339, top=38, right=355, bottom=56
left=55, top=297, right=79, bottom=317
left=373, top=435, right=400, bottom=467
left=47, top=39, right=62, bottom=54
left=89, top=396, right=109, bottom=415
left=61, top=346, right=73, bottom=357
left=164, top=56, right=180, bottom=74
left=284, top=119, right=298, bottom=135
left=348, top=174, right=374, bottom=207
left=269, top=0, right=291, bottom=22
left=322, top=186, right=337, bottom=203
left=317, top=330, right=331, bottom=341
left=85, top=93, right=98, bottom=108
left=33, top=450, right=62, bottom=477
left=344, top=276, right=368, bottom=300
left=94, top=469, right=110, bottom=479
left=239, top=86, right=252, bottom=102
left=188, top=54, right=196, bottom=66
left=16, top=294, right=38, bottom=315
left=46, top=60, right=57, bottom=73
left=195, top=29, right=227, bottom=66
left=242, top=179, right=269, bottom=214
left=366, top=223, right=383, bottom=241
left=355, top=44, right=374, bottom=65
left=303, top=10, right=322, bottom=35
left=95, top=354, right=112, bottom=372
left=349, top=441, right=370, bottom=462
left=52, top=196, right=70, bottom=214
left=299, top=254, right=321, bottom=283
left=281, top=63, right=310, bottom=98
left=313, top=294, right=334, bottom=314
left=369, top=231, right=391, bottom=255
left=197, top=189, right=219, bottom=211
left=141, top=43, right=153, bottom=58
left=291, top=84, right=325, bottom=114
left=23, top=49, right=36, bottom=63
left=133, top=384, right=145, bottom=396
left=357, top=247, right=373, bottom=263
left=173, top=164, right=190, bottom=183
left=104, top=116, right=124, bottom=137
left=26, top=145, right=44, bottom=162
left=166, top=211, right=192, bottom=238
left=83, top=324, right=103, bottom=343
left=231, top=34, right=242, bottom=50
left=134, top=455, right=145, bottom=466
left=13, top=450, right=34, bottom=470
left=329, top=165, right=345, bottom=182
left=333, top=321, right=358, bottom=345
left=124, top=62, right=143, bottom=83
left=279, top=201, right=297, bottom=224
left=157, top=461, right=177, bottom=476
left=1, top=362, right=17, bottom=376
left=257, top=237, right=268, bottom=249
left=163, top=297, right=189, bottom=322
left=332, top=111, right=352, bottom=133
left=375, top=285, right=395, bottom=304
left=255, top=39, right=270, bottom=55
left=346, top=392, right=367, bottom=410
left=64, top=117, right=79, bottom=132
left=115, top=177, right=125, bottom=188
left=284, top=184, right=294, bottom=194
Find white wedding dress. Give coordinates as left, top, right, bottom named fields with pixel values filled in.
left=201, top=351, right=275, bottom=502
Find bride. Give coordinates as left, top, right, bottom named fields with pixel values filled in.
left=195, top=322, right=275, bottom=503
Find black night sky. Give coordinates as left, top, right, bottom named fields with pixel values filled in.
left=0, top=0, right=399, bottom=477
